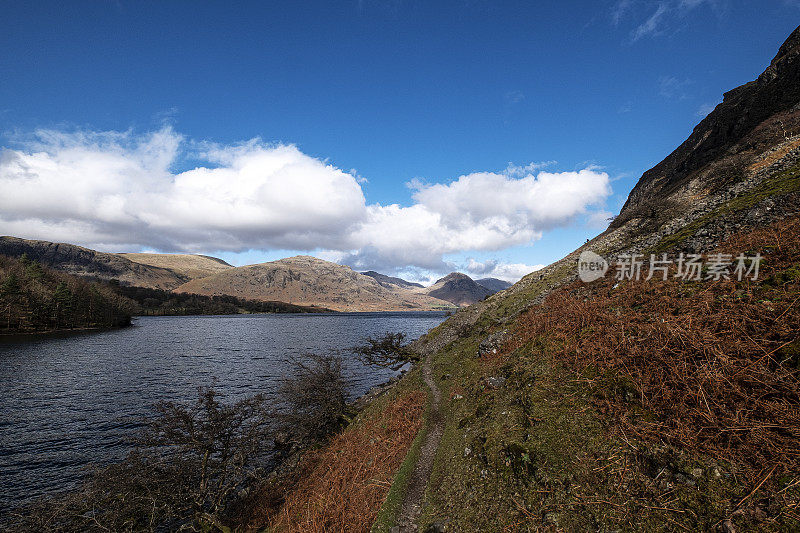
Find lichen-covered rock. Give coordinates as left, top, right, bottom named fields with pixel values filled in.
left=476, top=329, right=509, bottom=358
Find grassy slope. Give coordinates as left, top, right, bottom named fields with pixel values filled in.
left=119, top=253, right=232, bottom=280
left=361, top=157, right=800, bottom=531
left=403, top=216, right=800, bottom=532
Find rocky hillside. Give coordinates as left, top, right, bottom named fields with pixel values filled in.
left=0, top=237, right=187, bottom=290
left=348, top=26, right=800, bottom=532
left=423, top=272, right=494, bottom=307
left=474, top=277, right=512, bottom=293
left=618, top=26, right=800, bottom=221
left=174, top=256, right=455, bottom=312
left=361, top=271, right=424, bottom=289
left=118, top=253, right=232, bottom=280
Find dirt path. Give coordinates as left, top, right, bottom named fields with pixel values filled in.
left=394, top=353, right=445, bottom=532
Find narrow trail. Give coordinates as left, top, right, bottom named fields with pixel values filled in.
left=394, top=353, right=445, bottom=532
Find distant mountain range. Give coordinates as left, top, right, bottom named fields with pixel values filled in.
left=174, top=255, right=452, bottom=312
left=424, top=273, right=494, bottom=307
left=474, top=277, right=512, bottom=293
left=360, top=270, right=424, bottom=289
left=0, top=237, right=513, bottom=311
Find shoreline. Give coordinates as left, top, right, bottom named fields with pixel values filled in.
left=0, top=322, right=132, bottom=339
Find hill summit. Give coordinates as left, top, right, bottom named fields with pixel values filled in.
left=423, top=272, right=494, bottom=306
left=174, top=255, right=453, bottom=312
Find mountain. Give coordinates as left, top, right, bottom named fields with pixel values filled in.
left=474, top=277, right=512, bottom=293
left=618, top=26, right=800, bottom=222
left=0, top=240, right=462, bottom=312
left=422, top=272, right=493, bottom=306
left=118, top=253, right=233, bottom=280
left=382, top=26, right=800, bottom=531
left=0, top=236, right=188, bottom=290
left=174, top=255, right=454, bottom=312
left=360, top=270, right=424, bottom=289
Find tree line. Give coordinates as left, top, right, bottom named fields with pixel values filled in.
left=0, top=254, right=134, bottom=333
left=112, top=284, right=330, bottom=316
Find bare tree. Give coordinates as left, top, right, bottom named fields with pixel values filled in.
left=141, top=388, right=274, bottom=527
left=279, top=353, right=351, bottom=442
left=6, top=388, right=274, bottom=532
left=354, top=332, right=419, bottom=371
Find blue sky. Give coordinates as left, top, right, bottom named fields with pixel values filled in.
left=1, top=1, right=798, bottom=283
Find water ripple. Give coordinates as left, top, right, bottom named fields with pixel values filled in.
left=0, top=311, right=446, bottom=514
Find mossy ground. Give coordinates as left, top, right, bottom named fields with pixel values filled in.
left=372, top=215, right=800, bottom=532
left=407, top=332, right=753, bottom=531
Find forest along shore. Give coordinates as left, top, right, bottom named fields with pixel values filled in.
left=0, top=253, right=335, bottom=335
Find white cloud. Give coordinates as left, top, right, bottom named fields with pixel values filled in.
left=342, top=167, right=610, bottom=272
left=410, top=169, right=610, bottom=231
left=504, top=90, right=525, bottom=104
left=0, top=127, right=611, bottom=276
left=503, top=160, right=556, bottom=177
left=678, top=0, right=716, bottom=10
left=658, top=75, right=692, bottom=100
left=0, top=128, right=367, bottom=253
left=611, top=0, right=635, bottom=26
left=622, top=0, right=720, bottom=42
left=632, top=3, right=669, bottom=41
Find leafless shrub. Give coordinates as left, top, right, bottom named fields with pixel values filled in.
left=6, top=388, right=274, bottom=532
left=141, top=388, right=274, bottom=524
left=355, top=332, right=419, bottom=371
left=278, top=353, right=351, bottom=443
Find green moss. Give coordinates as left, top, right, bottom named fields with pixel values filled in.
left=400, top=304, right=796, bottom=531
left=418, top=336, right=619, bottom=531
left=763, top=263, right=800, bottom=287
left=778, top=339, right=800, bottom=370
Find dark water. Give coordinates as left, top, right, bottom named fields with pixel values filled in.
left=0, top=312, right=446, bottom=514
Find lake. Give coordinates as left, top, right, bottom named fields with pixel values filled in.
left=0, top=311, right=447, bottom=514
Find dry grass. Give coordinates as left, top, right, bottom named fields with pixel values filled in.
left=266, top=390, right=426, bottom=532
left=511, top=216, right=800, bottom=497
